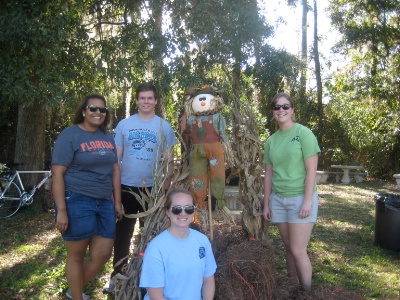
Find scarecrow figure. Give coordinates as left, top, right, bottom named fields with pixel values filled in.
left=180, top=85, right=229, bottom=210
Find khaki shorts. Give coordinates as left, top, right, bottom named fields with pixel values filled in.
left=269, top=191, right=318, bottom=224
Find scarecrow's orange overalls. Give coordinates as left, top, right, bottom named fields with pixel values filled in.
left=186, top=113, right=227, bottom=209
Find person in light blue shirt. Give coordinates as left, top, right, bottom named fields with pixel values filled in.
left=140, top=188, right=217, bottom=300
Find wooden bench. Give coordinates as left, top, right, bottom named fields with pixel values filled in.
left=394, top=174, right=400, bottom=189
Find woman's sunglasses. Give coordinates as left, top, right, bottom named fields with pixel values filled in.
left=86, top=105, right=108, bottom=113
left=271, top=104, right=292, bottom=111
left=169, top=205, right=196, bottom=215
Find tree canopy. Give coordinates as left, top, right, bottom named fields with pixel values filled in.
left=0, top=0, right=399, bottom=178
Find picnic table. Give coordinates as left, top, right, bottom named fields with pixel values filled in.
left=331, top=165, right=364, bottom=184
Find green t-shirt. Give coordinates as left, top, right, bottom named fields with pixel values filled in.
left=264, top=123, right=320, bottom=197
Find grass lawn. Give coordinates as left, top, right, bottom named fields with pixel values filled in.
left=269, top=180, right=400, bottom=299
left=0, top=208, right=113, bottom=300
left=1, top=180, right=400, bottom=299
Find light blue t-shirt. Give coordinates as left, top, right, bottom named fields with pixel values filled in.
left=139, top=229, right=217, bottom=300
left=114, top=114, right=177, bottom=187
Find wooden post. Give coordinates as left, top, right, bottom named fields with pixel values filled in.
left=208, top=176, right=213, bottom=240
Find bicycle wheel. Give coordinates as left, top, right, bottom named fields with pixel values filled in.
left=0, top=180, right=22, bottom=218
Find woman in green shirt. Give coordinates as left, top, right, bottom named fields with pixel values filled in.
left=263, top=93, right=320, bottom=292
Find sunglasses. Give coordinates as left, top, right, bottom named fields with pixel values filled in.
left=86, top=105, right=108, bottom=113
left=169, top=205, right=196, bottom=215
left=271, top=104, right=292, bottom=111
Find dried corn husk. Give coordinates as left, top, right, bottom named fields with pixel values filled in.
left=115, top=93, right=269, bottom=299
left=230, top=94, right=269, bottom=240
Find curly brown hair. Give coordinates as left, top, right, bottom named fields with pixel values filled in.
left=73, top=94, right=110, bottom=133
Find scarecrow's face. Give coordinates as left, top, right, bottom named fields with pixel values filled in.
left=191, top=93, right=216, bottom=114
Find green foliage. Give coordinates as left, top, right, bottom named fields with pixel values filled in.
left=166, top=0, right=273, bottom=93
left=248, top=45, right=300, bottom=105
left=0, top=0, right=340, bottom=173
left=0, top=1, right=104, bottom=161
left=1, top=1, right=97, bottom=105
left=323, top=0, right=400, bottom=177
left=325, top=66, right=400, bottom=177
left=328, top=0, right=399, bottom=55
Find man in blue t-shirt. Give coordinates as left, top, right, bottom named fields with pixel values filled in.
left=103, top=82, right=177, bottom=294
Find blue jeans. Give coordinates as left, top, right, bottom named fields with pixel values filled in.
left=55, top=190, right=116, bottom=241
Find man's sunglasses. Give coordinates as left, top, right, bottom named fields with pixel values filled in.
left=271, top=104, right=292, bottom=111
left=86, top=105, right=108, bottom=113
left=169, top=205, right=196, bottom=215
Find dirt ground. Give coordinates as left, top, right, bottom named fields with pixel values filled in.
left=211, top=222, right=364, bottom=300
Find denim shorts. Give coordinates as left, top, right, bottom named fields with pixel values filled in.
left=269, top=191, right=318, bottom=224
left=55, top=190, right=116, bottom=241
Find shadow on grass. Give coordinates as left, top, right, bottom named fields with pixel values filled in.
left=0, top=209, right=69, bottom=299
left=0, top=207, right=55, bottom=253
left=0, top=209, right=112, bottom=300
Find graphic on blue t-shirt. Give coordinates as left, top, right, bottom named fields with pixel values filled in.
left=128, top=129, right=157, bottom=150
left=199, top=247, right=205, bottom=259
left=79, top=140, right=115, bottom=156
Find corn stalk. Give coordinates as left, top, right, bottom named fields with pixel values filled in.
left=114, top=132, right=190, bottom=300
left=231, top=94, right=269, bottom=240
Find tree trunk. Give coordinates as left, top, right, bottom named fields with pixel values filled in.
left=299, top=0, right=308, bottom=123
left=14, top=104, right=47, bottom=210
left=313, top=0, right=323, bottom=145
left=151, top=0, right=166, bottom=119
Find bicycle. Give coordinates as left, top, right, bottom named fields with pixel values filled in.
left=0, top=163, right=52, bottom=219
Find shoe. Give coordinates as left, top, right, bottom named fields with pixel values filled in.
left=66, top=288, right=90, bottom=300
left=102, top=279, right=115, bottom=295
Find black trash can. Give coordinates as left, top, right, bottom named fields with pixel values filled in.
left=374, top=194, right=400, bottom=251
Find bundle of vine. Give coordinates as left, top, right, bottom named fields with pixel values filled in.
left=113, top=133, right=191, bottom=300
